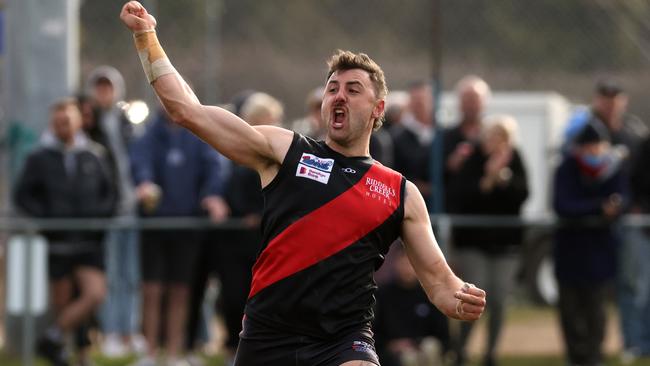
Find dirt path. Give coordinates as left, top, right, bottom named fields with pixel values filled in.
left=465, top=305, right=622, bottom=356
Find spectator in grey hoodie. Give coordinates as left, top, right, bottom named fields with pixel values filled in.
left=85, top=65, right=145, bottom=356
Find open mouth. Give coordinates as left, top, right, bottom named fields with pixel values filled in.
left=332, top=107, right=346, bottom=128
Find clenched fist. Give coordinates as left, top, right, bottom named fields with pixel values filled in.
left=120, top=1, right=157, bottom=33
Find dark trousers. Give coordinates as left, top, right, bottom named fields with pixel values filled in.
left=558, top=282, right=610, bottom=366
left=212, top=230, right=259, bottom=350
left=186, top=229, right=259, bottom=351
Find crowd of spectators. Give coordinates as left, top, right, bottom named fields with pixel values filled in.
left=10, top=66, right=650, bottom=366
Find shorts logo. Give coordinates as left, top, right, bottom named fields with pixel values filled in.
left=296, top=153, right=334, bottom=184
left=351, top=340, right=376, bottom=356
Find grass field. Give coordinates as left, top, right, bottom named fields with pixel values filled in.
left=2, top=305, right=650, bottom=366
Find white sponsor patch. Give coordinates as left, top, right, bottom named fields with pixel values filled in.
left=299, top=153, right=334, bottom=172
left=296, top=163, right=331, bottom=184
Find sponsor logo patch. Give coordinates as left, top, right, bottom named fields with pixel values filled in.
left=365, top=177, right=396, bottom=198
left=296, top=164, right=331, bottom=184
left=296, top=153, right=334, bottom=184
left=299, top=153, right=334, bottom=172
left=351, top=340, right=376, bottom=356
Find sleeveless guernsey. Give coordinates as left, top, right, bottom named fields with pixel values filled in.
left=244, top=133, right=405, bottom=339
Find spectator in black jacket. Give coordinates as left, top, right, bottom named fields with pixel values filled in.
left=14, top=98, right=115, bottom=366
left=449, top=115, right=528, bottom=366
left=443, top=75, right=491, bottom=213
left=391, top=80, right=435, bottom=205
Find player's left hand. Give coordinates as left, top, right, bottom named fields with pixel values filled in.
left=454, top=282, right=486, bottom=321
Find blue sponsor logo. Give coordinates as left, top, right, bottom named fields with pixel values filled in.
left=300, top=153, right=334, bottom=172
left=351, top=340, right=376, bottom=356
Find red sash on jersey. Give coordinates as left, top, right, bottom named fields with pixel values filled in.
left=249, top=164, right=402, bottom=298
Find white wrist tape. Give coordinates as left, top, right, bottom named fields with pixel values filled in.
left=133, top=30, right=176, bottom=83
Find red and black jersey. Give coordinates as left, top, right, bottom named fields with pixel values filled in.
left=245, top=133, right=406, bottom=339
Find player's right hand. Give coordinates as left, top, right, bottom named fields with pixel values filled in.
left=120, top=1, right=157, bottom=33
left=454, top=282, right=486, bottom=321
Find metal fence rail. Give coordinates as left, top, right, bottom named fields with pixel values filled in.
left=3, top=213, right=650, bottom=231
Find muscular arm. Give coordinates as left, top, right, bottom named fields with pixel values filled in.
left=400, top=181, right=486, bottom=321
left=153, top=74, right=292, bottom=183
left=120, top=1, right=292, bottom=185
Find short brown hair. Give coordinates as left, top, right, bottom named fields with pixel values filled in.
left=50, top=97, right=80, bottom=113
left=326, top=50, right=387, bottom=129
left=327, top=50, right=387, bottom=99
left=49, top=97, right=82, bottom=126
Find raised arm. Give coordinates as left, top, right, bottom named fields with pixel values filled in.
left=400, top=180, right=486, bottom=321
left=119, top=1, right=292, bottom=184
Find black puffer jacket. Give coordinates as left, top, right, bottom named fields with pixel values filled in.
left=14, top=133, right=116, bottom=249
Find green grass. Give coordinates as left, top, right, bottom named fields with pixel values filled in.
left=0, top=351, right=47, bottom=366
left=91, top=353, right=225, bottom=366
left=90, top=353, right=137, bottom=366
left=0, top=351, right=225, bottom=366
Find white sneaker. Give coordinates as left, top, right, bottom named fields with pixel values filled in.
left=185, top=354, right=205, bottom=366
left=130, top=334, right=149, bottom=355
left=101, top=334, right=128, bottom=358
left=165, top=357, right=191, bottom=366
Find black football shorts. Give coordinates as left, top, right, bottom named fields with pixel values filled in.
left=233, top=316, right=380, bottom=366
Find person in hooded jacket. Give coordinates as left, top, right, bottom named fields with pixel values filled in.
left=84, top=66, right=146, bottom=356
left=553, top=120, right=628, bottom=366
left=14, top=98, right=115, bottom=366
